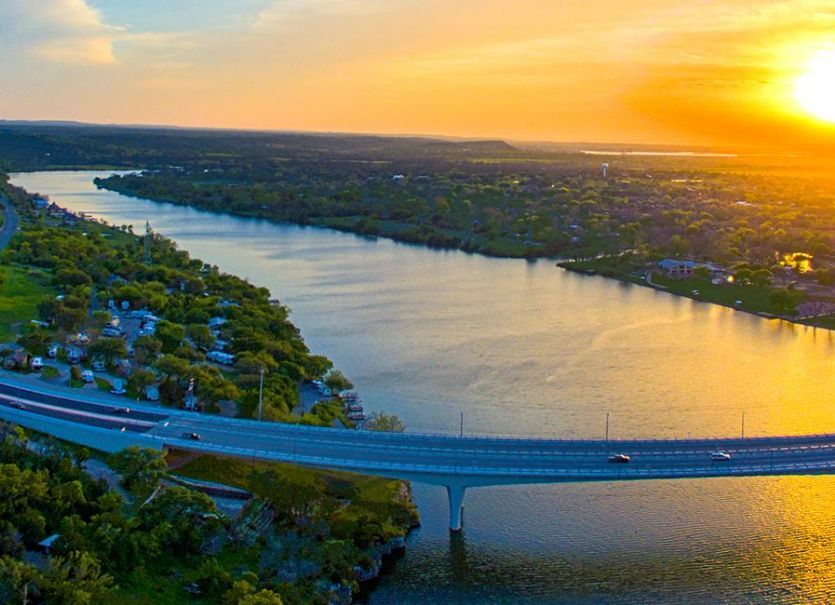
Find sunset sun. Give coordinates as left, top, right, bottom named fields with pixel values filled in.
left=795, top=50, right=835, bottom=123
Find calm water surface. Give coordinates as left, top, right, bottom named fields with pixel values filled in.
left=12, top=171, right=835, bottom=604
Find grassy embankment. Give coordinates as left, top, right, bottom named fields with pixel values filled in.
left=173, top=453, right=417, bottom=531
left=560, top=257, right=781, bottom=317
left=0, top=265, right=52, bottom=342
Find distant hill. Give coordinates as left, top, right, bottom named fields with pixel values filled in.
left=0, top=121, right=522, bottom=171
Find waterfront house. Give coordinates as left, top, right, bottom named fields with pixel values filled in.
left=658, top=259, right=724, bottom=279
left=658, top=258, right=698, bottom=277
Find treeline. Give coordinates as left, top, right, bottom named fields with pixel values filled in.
left=98, top=161, right=835, bottom=272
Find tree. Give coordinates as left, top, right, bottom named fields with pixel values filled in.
left=154, top=354, right=190, bottom=378
left=107, top=447, right=167, bottom=496
left=324, top=370, right=353, bottom=393
left=137, top=487, right=223, bottom=555
left=133, top=335, right=162, bottom=365
left=769, top=287, right=804, bottom=315
left=185, top=324, right=215, bottom=351
left=692, top=266, right=711, bottom=280
left=91, top=310, right=112, bottom=327
left=16, top=329, right=51, bottom=356
left=39, top=551, right=114, bottom=604
left=250, top=470, right=324, bottom=524
left=155, top=320, right=185, bottom=353
left=69, top=365, right=82, bottom=388
left=225, top=579, right=284, bottom=605
left=365, top=412, right=406, bottom=433
left=127, top=368, right=156, bottom=395
left=0, top=555, right=39, bottom=605
left=87, top=338, right=127, bottom=365
left=750, top=268, right=772, bottom=288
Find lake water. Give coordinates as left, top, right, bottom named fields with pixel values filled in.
left=11, top=171, right=835, bottom=604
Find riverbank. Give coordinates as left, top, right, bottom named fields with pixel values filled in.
left=558, top=258, right=835, bottom=331
left=0, top=173, right=420, bottom=604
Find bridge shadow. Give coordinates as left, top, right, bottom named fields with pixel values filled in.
left=448, top=529, right=470, bottom=583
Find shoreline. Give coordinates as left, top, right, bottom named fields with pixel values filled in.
left=557, top=262, right=833, bottom=332
left=38, top=170, right=835, bottom=332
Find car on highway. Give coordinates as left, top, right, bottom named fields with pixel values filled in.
left=711, top=451, right=732, bottom=461
left=608, top=454, right=631, bottom=463
left=113, top=407, right=131, bottom=414
left=81, top=370, right=95, bottom=383
left=182, top=432, right=201, bottom=441
left=9, top=402, right=26, bottom=410
left=30, top=357, right=43, bottom=371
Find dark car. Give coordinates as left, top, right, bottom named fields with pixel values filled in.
left=182, top=432, right=201, bottom=441
left=608, top=454, right=631, bottom=463
left=113, top=407, right=131, bottom=414
left=9, top=402, right=26, bottom=410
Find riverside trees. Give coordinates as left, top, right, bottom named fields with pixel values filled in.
left=1, top=177, right=352, bottom=426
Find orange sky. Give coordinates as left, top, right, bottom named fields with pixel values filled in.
left=1, top=0, right=834, bottom=148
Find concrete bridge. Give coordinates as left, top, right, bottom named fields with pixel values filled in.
left=1, top=378, right=834, bottom=530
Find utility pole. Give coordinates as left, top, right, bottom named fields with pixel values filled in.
left=459, top=411, right=464, bottom=438
left=605, top=412, right=610, bottom=441
left=258, top=366, right=265, bottom=421
left=144, top=220, right=153, bottom=265
left=741, top=411, right=746, bottom=439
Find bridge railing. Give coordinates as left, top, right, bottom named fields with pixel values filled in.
left=2, top=377, right=835, bottom=448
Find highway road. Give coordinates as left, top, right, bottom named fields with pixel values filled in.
left=0, top=194, right=20, bottom=251
left=2, top=377, right=834, bottom=529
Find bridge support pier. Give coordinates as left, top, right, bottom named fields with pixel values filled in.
left=447, top=484, right=466, bottom=532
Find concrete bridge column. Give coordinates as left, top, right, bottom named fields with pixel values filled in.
left=447, top=484, right=467, bottom=532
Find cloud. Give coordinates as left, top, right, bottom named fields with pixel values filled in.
left=0, top=0, right=121, bottom=64
left=252, top=0, right=387, bottom=30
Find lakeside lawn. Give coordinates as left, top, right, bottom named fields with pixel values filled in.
left=560, top=258, right=781, bottom=315
left=649, top=273, right=777, bottom=314
left=0, top=264, right=52, bottom=342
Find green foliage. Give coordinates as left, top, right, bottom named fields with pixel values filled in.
left=185, top=323, right=215, bottom=351
left=365, top=412, right=406, bottom=433
left=126, top=368, right=156, bottom=396
left=250, top=469, right=325, bottom=525
left=136, top=487, right=223, bottom=555
left=0, top=551, right=114, bottom=605
left=769, top=287, right=805, bottom=315
left=16, top=328, right=52, bottom=356
left=88, top=338, right=128, bottom=365
left=154, top=320, right=185, bottom=354
left=324, top=370, right=353, bottom=394
left=132, top=335, right=161, bottom=365
left=0, top=265, right=52, bottom=341
left=224, top=579, right=284, bottom=605
left=107, top=447, right=167, bottom=497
